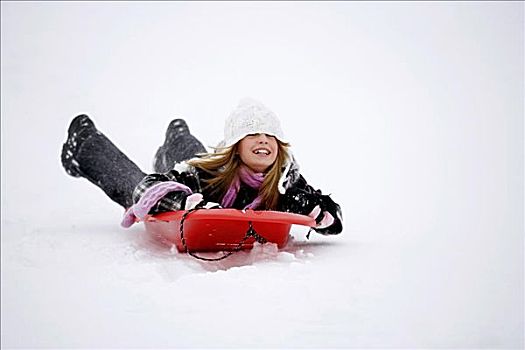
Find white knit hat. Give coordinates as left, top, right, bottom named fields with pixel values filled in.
left=218, top=98, right=287, bottom=148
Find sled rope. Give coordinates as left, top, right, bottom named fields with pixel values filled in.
left=179, top=208, right=268, bottom=261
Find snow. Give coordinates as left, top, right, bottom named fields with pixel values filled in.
left=1, top=1, right=523, bottom=348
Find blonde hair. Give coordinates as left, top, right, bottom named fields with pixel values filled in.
left=187, top=140, right=290, bottom=210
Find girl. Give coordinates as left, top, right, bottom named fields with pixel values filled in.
left=61, top=98, right=342, bottom=235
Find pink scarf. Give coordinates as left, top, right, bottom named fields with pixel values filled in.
left=221, top=165, right=265, bottom=209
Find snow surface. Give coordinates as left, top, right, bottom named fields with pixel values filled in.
left=1, top=2, right=523, bottom=348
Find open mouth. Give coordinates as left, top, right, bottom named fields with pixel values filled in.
left=253, top=148, right=271, bottom=155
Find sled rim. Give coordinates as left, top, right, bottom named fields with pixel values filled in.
left=146, top=208, right=315, bottom=227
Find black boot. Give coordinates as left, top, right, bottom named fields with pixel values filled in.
left=61, top=114, right=96, bottom=177
left=153, top=119, right=206, bottom=173
left=61, top=115, right=146, bottom=208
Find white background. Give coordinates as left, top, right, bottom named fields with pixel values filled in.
left=1, top=1, right=523, bottom=348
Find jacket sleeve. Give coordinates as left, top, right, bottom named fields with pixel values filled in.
left=279, top=175, right=343, bottom=235
left=132, top=169, right=204, bottom=214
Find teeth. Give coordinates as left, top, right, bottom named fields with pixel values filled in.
left=254, top=149, right=270, bottom=155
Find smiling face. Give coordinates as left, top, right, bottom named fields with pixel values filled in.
left=237, top=133, right=279, bottom=173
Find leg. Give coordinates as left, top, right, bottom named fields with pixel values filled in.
left=153, top=119, right=206, bottom=173
left=61, top=115, right=146, bottom=209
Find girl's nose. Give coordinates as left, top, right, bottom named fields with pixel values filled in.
left=256, top=133, right=270, bottom=143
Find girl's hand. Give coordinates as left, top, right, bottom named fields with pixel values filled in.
left=184, top=193, right=221, bottom=210
left=308, top=205, right=335, bottom=229
left=184, top=193, right=204, bottom=210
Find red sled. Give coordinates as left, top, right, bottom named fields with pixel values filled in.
left=143, top=209, right=315, bottom=253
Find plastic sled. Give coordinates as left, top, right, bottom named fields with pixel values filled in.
left=143, top=209, right=315, bottom=253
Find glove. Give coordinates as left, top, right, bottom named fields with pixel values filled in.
left=121, top=181, right=192, bottom=228
left=308, top=205, right=335, bottom=229
left=184, top=193, right=222, bottom=210
left=184, top=193, right=204, bottom=210
left=121, top=207, right=137, bottom=228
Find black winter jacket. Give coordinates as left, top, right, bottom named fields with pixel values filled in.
left=132, top=161, right=343, bottom=235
